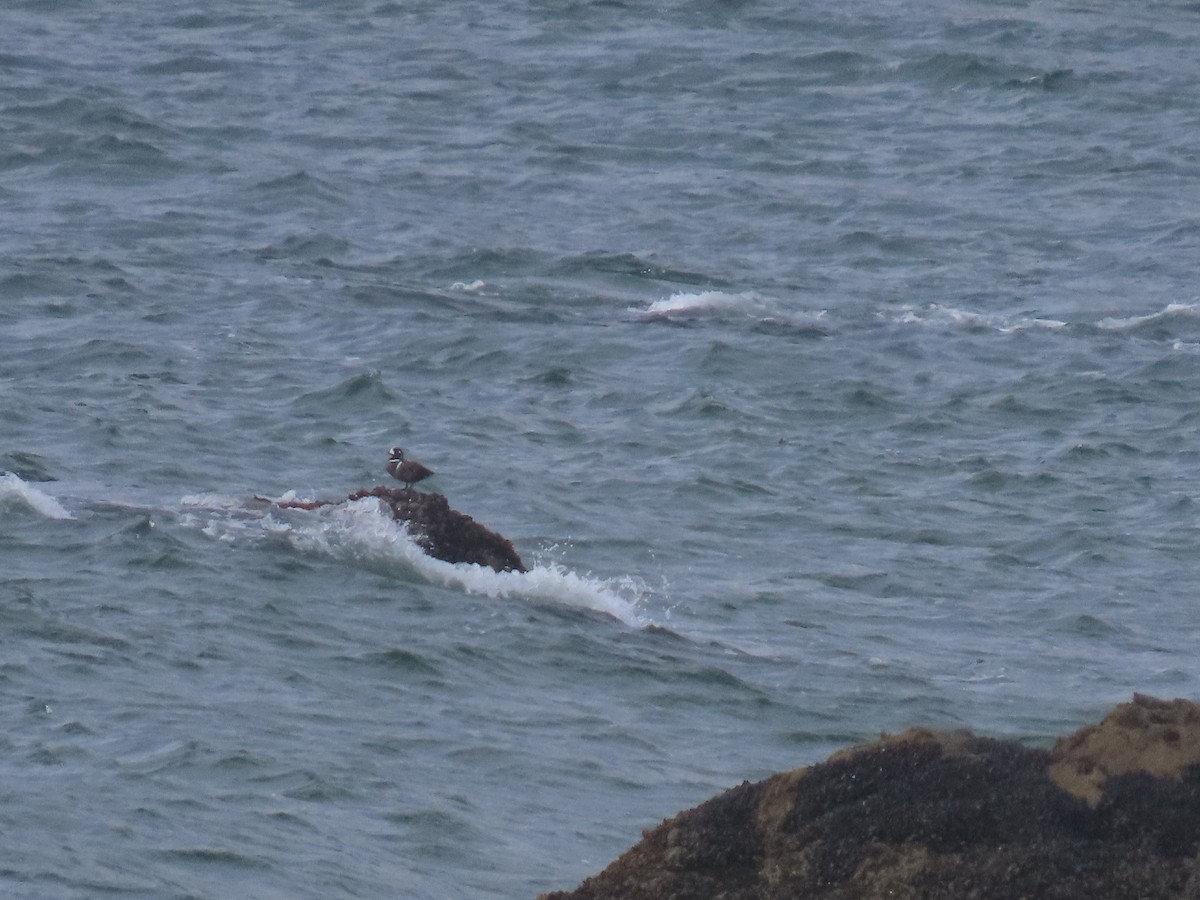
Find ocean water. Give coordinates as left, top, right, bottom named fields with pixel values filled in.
left=4, top=0, right=1200, bottom=896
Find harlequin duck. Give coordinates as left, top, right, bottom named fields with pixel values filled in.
left=386, top=447, right=434, bottom=491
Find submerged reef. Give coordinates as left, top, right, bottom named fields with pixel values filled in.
left=541, top=693, right=1200, bottom=899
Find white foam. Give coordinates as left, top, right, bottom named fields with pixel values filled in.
left=0, top=473, right=73, bottom=520
left=186, top=495, right=651, bottom=627
left=450, top=280, right=486, bottom=292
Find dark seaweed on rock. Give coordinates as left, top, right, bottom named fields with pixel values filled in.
left=541, top=694, right=1200, bottom=900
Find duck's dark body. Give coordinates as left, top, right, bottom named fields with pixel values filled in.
left=387, top=447, right=434, bottom=490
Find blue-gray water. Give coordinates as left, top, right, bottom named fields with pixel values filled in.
left=4, top=0, right=1200, bottom=896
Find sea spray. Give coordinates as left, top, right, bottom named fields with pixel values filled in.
left=0, top=473, right=74, bottom=520
left=183, top=494, right=653, bottom=626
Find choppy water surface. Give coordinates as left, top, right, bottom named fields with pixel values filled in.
left=4, top=0, right=1200, bottom=896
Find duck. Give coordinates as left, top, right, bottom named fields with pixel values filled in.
left=386, top=446, right=434, bottom=491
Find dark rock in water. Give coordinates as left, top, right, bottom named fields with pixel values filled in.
left=540, top=693, right=1200, bottom=900
left=348, top=486, right=526, bottom=574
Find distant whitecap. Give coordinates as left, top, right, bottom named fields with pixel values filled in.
left=1095, top=302, right=1199, bottom=332
left=637, top=290, right=771, bottom=317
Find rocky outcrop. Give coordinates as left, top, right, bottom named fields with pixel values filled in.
left=540, top=694, right=1200, bottom=900
left=348, top=486, right=527, bottom=573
